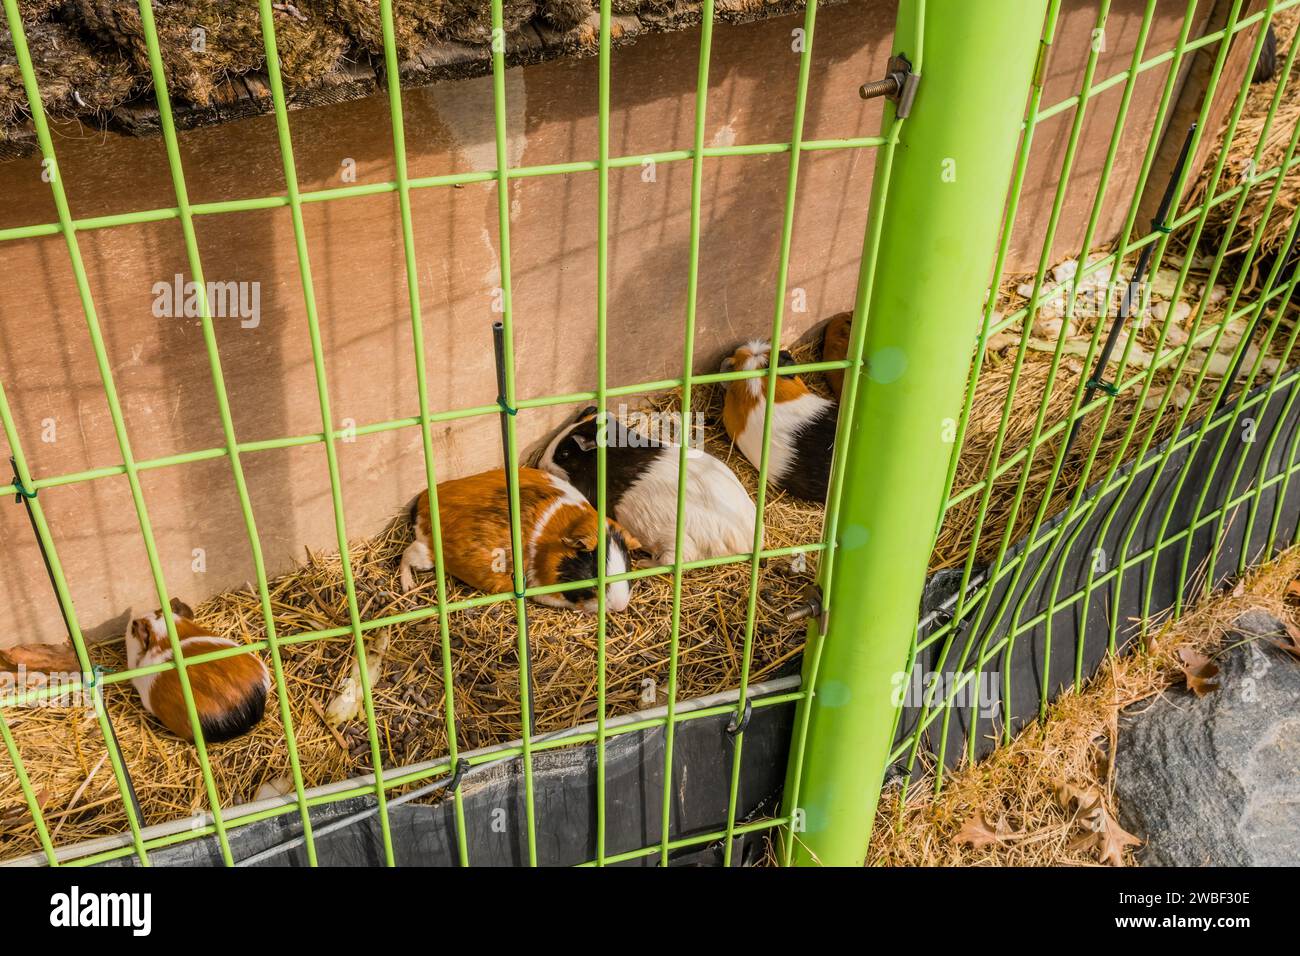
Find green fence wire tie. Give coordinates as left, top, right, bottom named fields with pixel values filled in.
left=1086, top=376, right=1120, bottom=397
left=496, top=396, right=518, bottom=416
left=1154, top=221, right=1174, bottom=233
left=8, top=456, right=35, bottom=500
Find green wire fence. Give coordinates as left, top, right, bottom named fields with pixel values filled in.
left=1, top=0, right=1298, bottom=867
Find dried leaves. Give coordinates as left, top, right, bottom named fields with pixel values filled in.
left=1056, top=783, right=1142, bottom=867
left=954, top=811, right=1007, bottom=850
left=1177, top=647, right=1222, bottom=697
left=951, top=779, right=1142, bottom=866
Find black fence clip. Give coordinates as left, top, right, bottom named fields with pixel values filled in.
left=859, top=54, right=920, bottom=119
left=931, top=606, right=970, bottom=635
left=1085, top=376, right=1120, bottom=398
left=726, top=700, right=753, bottom=737
left=448, top=757, right=471, bottom=793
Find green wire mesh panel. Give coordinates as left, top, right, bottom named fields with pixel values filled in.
left=3, top=0, right=1297, bottom=867
left=896, top=0, right=1300, bottom=794
left=0, top=0, right=899, bottom=866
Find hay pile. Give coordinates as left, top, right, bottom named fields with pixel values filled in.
left=0, top=373, right=822, bottom=861
left=0, top=1, right=823, bottom=142
left=0, top=19, right=134, bottom=131
left=70, top=0, right=349, bottom=105
left=1183, top=7, right=1300, bottom=287
left=866, top=545, right=1300, bottom=866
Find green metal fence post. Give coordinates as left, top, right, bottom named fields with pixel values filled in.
left=788, top=0, right=1049, bottom=867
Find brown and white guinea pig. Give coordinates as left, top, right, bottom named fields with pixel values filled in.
left=538, top=407, right=757, bottom=566
left=822, top=311, right=853, bottom=399
left=124, top=598, right=270, bottom=744
left=399, top=467, right=640, bottom=613
left=720, top=341, right=838, bottom=503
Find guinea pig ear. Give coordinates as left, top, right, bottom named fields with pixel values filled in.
left=720, top=353, right=737, bottom=373
left=610, top=520, right=641, bottom=554
left=128, top=618, right=151, bottom=650
left=571, top=432, right=598, bottom=453
left=561, top=534, right=597, bottom=552
left=169, top=596, right=195, bottom=620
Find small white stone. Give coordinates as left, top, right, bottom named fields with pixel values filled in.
left=1053, top=259, right=1079, bottom=284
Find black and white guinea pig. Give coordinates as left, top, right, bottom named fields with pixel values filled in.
left=539, top=407, right=757, bottom=566
left=720, top=341, right=838, bottom=503
left=125, top=598, right=270, bottom=744
left=400, top=467, right=639, bottom=613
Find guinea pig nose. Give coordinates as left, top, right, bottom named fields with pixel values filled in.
left=605, top=581, right=631, bottom=613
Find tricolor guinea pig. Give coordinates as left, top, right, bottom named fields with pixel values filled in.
left=125, top=598, right=270, bottom=744
left=400, top=467, right=639, bottom=613
left=539, top=407, right=758, bottom=566
left=720, top=341, right=838, bottom=503
left=822, top=311, right=853, bottom=399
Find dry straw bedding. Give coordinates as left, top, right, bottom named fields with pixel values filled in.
left=0, top=372, right=824, bottom=859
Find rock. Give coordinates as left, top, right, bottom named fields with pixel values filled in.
left=1142, top=384, right=1190, bottom=412
left=1150, top=268, right=1184, bottom=300
left=1162, top=321, right=1189, bottom=348
left=1114, top=613, right=1300, bottom=866
left=1149, top=299, right=1191, bottom=325
left=1053, top=259, right=1078, bottom=284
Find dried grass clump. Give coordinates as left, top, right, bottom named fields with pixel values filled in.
left=325, top=0, right=447, bottom=58
left=867, top=546, right=1300, bottom=866
left=71, top=0, right=348, bottom=105
left=0, top=374, right=822, bottom=860
left=1, top=20, right=135, bottom=128
left=1184, top=7, right=1300, bottom=286
left=439, top=0, right=537, bottom=43
left=16, top=0, right=66, bottom=21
